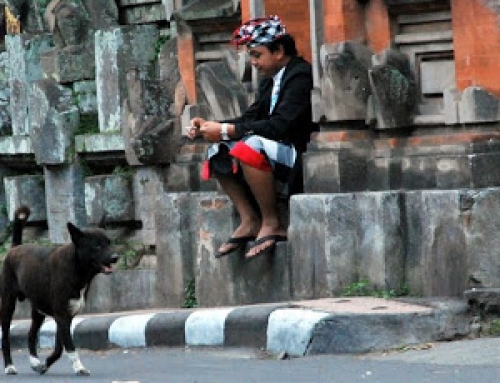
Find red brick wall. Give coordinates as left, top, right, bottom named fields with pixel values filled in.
left=323, top=0, right=366, bottom=44
left=365, top=0, right=391, bottom=53
left=241, top=1, right=251, bottom=24
left=452, top=0, right=500, bottom=96
left=177, top=32, right=197, bottom=104
left=264, top=0, right=312, bottom=63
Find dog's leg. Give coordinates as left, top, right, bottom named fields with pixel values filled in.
left=49, top=317, right=90, bottom=375
left=45, top=328, right=64, bottom=372
left=1, top=294, right=17, bottom=375
left=28, top=310, right=48, bottom=374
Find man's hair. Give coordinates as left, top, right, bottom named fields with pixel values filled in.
left=265, top=34, right=298, bottom=57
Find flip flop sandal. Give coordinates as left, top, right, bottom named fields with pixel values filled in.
left=214, top=236, right=256, bottom=258
left=245, top=234, right=287, bottom=262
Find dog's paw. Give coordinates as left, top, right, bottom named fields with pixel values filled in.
left=5, top=364, right=17, bottom=375
left=76, top=367, right=90, bottom=376
left=31, top=363, right=48, bottom=375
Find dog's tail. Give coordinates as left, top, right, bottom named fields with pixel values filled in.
left=11, top=205, right=30, bottom=247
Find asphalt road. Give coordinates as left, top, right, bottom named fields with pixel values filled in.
left=3, top=338, right=500, bottom=383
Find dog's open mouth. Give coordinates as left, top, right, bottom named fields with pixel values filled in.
left=101, top=254, right=119, bottom=274
left=101, top=264, right=114, bottom=274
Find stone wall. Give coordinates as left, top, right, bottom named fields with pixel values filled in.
left=2, top=0, right=500, bottom=318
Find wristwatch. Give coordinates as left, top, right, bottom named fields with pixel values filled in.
left=220, top=123, right=230, bottom=141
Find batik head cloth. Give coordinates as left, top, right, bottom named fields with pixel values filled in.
left=231, top=15, right=287, bottom=47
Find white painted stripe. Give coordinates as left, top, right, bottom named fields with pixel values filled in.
left=108, top=313, right=156, bottom=348
left=185, top=309, right=233, bottom=346
left=266, top=309, right=330, bottom=356
left=39, top=320, right=56, bottom=349
left=37, top=317, right=86, bottom=349
left=0, top=323, right=20, bottom=343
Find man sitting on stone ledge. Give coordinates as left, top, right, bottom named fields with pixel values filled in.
left=187, top=15, right=316, bottom=261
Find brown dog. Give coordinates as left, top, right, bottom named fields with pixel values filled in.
left=1, top=206, right=118, bottom=376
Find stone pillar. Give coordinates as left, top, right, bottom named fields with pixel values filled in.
left=133, top=167, right=166, bottom=246
left=0, top=52, right=11, bottom=133
left=7, top=33, right=52, bottom=136
left=309, top=0, right=325, bottom=88
left=44, top=164, right=86, bottom=244
left=29, top=79, right=80, bottom=165
left=95, top=25, right=159, bottom=133
left=154, top=192, right=197, bottom=307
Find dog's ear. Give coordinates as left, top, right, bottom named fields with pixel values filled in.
left=67, top=222, right=85, bottom=242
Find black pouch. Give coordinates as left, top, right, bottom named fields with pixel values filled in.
left=210, top=144, right=234, bottom=175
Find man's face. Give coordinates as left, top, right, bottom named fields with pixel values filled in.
left=247, top=45, right=283, bottom=78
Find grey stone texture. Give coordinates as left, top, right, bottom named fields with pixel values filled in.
left=0, top=52, right=12, bottom=134
left=84, top=270, right=157, bottom=313
left=73, top=81, right=98, bottom=114
left=95, top=25, right=159, bottom=133
left=44, top=163, right=86, bottom=244
left=29, top=79, right=80, bottom=165
left=289, top=193, right=404, bottom=299
left=132, top=167, right=166, bottom=246
left=7, top=33, right=53, bottom=136
left=42, top=0, right=119, bottom=83
left=193, top=193, right=290, bottom=307
left=4, top=175, right=46, bottom=222
left=85, top=174, right=135, bottom=225
left=317, top=42, right=373, bottom=122
left=154, top=192, right=197, bottom=307
left=303, top=130, right=500, bottom=194
left=369, top=49, right=417, bottom=129
left=122, top=68, right=177, bottom=166
left=195, top=58, right=249, bottom=121
left=307, top=303, right=470, bottom=354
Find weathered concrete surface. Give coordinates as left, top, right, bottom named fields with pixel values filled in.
left=288, top=187, right=500, bottom=300
left=154, top=192, right=197, bottom=308
left=30, top=79, right=80, bottom=165
left=289, top=192, right=405, bottom=300
left=192, top=193, right=290, bottom=307
left=85, top=175, right=135, bottom=225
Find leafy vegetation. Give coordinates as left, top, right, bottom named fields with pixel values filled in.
left=342, top=279, right=409, bottom=299
left=183, top=279, right=197, bottom=309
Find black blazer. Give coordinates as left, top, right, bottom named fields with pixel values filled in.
left=223, top=56, right=317, bottom=153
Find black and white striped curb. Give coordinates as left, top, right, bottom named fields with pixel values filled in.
left=6, top=300, right=469, bottom=356
left=7, top=304, right=331, bottom=357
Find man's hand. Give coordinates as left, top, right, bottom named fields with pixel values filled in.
left=199, top=121, right=225, bottom=143
left=186, top=117, right=206, bottom=139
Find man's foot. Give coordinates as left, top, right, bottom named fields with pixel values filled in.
left=245, top=234, right=287, bottom=261
left=216, top=222, right=260, bottom=258
left=215, top=235, right=256, bottom=258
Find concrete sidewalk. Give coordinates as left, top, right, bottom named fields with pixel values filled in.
left=9, top=297, right=472, bottom=357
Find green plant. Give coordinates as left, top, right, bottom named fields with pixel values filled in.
left=489, top=319, right=500, bottom=336
left=342, top=279, right=409, bottom=299
left=112, top=166, right=135, bottom=180
left=183, top=279, right=197, bottom=309
left=154, top=35, right=170, bottom=56
left=75, top=114, right=100, bottom=136
left=118, top=248, right=137, bottom=269
left=79, top=159, right=93, bottom=178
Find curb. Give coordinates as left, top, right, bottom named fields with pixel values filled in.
left=7, top=299, right=472, bottom=357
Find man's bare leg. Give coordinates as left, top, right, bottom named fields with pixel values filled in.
left=215, top=174, right=261, bottom=254
left=240, top=164, right=287, bottom=258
